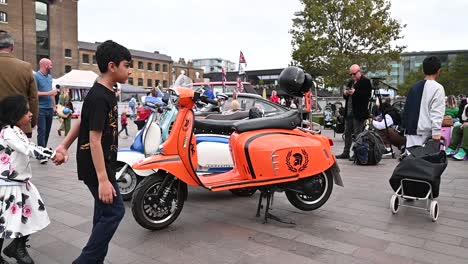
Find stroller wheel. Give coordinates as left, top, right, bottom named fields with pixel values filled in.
left=390, top=194, right=399, bottom=214
left=430, top=200, right=439, bottom=222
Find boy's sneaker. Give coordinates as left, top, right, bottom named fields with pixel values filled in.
left=445, top=147, right=456, bottom=157
left=453, top=148, right=466, bottom=161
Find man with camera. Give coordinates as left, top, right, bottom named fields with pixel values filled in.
left=336, top=64, right=372, bottom=160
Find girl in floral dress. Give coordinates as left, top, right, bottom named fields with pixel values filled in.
left=0, top=95, right=55, bottom=264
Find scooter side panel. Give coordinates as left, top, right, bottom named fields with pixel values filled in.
left=230, top=129, right=335, bottom=181
left=132, top=154, right=200, bottom=186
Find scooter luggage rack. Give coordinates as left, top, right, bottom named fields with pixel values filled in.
left=390, top=178, right=439, bottom=222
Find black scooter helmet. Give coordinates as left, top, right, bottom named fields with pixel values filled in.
left=279, top=66, right=313, bottom=97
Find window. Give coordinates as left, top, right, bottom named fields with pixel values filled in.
left=155, top=80, right=160, bottom=86
left=35, top=1, right=48, bottom=16
left=64, top=65, right=72, bottom=73
left=128, top=77, right=134, bottom=85
left=147, top=79, right=153, bottom=87
left=129, top=61, right=134, bottom=68
left=138, top=78, right=143, bottom=87
left=35, top=1, right=49, bottom=64
left=92, top=55, right=96, bottom=64
left=163, top=80, right=168, bottom=88
left=82, top=54, right=89, bottom=64
left=64, top=49, right=72, bottom=58
left=0, top=12, right=6, bottom=23
left=163, top=64, right=168, bottom=72
left=155, top=64, right=160, bottom=71
left=0, top=0, right=7, bottom=5
left=147, top=63, right=152, bottom=71
left=138, top=61, right=143, bottom=69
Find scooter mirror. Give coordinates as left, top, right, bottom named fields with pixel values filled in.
left=162, top=93, right=170, bottom=105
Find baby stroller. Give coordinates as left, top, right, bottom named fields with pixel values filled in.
left=323, top=103, right=334, bottom=129
left=333, top=104, right=345, bottom=139
left=389, top=140, right=447, bottom=221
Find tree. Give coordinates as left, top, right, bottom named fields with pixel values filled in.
left=290, top=0, right=406, bottom=88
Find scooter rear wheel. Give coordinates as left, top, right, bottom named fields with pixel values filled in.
left=132, top=175, right=186, bottom=230
left=116, top=162, right=141, bottom=201
left=285, top=170, right=333, bottom=211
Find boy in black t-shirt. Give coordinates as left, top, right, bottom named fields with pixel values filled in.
left=52, top=40, right=132, bottom=264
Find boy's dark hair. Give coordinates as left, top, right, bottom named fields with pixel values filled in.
left=0, top=95, right=29, bottom=127
left=95, top=40, right=132, bottom=73
left=423, top=56, right=441, bottom=75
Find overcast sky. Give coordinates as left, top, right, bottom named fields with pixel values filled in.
left=78, top=0, right=468, bottom=70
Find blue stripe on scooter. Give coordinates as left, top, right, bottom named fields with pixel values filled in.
left=196, top=135, right=229, bottom=144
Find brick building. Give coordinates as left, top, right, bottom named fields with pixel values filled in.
left=79, top=41, right=181, bottom=89
left=173, top=58, right=204, bottom=84
left=0, top=0, right=79, bottom=77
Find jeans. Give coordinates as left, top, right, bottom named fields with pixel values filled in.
left=343, top=117, right=366, bottom=154
left=37, top=108, right=54, bottom=147
left=74, top=182, right=125, bottom=264
left=118, top=124, right=128, bottom=136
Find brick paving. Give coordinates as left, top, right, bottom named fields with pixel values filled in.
left=8, top=118, right=468, bottom=264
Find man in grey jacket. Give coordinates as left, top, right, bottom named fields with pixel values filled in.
left=402, top=56, right=445, bottom=148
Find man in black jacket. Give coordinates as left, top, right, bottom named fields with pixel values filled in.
left=336, top=64, right=372, bottom=159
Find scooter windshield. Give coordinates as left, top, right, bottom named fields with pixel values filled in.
left=173, top=73, right=193, bottom=89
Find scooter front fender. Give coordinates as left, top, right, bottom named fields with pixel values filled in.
left=132, top=154, right=199, bottom=186
left=117, top=150, right=156, bottom=177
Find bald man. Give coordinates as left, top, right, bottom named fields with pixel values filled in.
left=34, top=58, right=58, bottom=164
left=336, top=64, right=372, bottom=160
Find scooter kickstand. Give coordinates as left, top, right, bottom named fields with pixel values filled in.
left=258, top=191, right=295, bottom=225
left=256, top=192, right=264, bottom=217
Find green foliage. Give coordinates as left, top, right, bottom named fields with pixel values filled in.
left=291, top=0, right=406, bottom=88
left=398, top=55, right=468, bottom=96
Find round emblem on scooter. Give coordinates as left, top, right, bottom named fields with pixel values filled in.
left=286, top=149, right=309, bottom=173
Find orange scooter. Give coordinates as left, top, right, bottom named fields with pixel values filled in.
left=131, top=67, right=343, bottom=230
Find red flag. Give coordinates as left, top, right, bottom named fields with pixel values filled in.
left=239, top=51, right=246, bottom=64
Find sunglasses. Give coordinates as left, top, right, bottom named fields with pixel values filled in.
left=350, top=71, right=360, bottom=76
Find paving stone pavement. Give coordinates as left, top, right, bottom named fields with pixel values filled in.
left=7, top=118, right=468, bottom=264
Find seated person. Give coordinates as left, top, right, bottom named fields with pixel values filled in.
left=372, top=101, right=406, bottom=154
left=445, top=95, right=459, bottom=122
left=223, top=100, right=241, bottom=115
left=446, top=103, right=468, bottom=160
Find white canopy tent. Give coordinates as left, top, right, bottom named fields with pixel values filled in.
left=56, top=70, right=98, bottom=89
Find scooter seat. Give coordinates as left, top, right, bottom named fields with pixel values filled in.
left=194, top=119, right=236, bottom=136
left=205, top=111, right=249, bottom=120
left=233, top=110, right=301, bottom=133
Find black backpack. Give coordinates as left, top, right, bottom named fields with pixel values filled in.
left=352, top=130, right=386, bottom=165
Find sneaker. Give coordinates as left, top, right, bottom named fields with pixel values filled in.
left=453, top=148, right=466, bottom=161
left=445, top=147, right=456, bottom=156
left=40, top=158, right=48, bottom=164
left=335, top=153, right=350, bottom=159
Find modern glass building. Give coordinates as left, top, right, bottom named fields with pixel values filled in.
left=392, top=50, right=468, bottom=89
left=192, top=58, right=236, bottom=73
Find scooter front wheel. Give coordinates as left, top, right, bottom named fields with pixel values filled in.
left=285, top=170, right=333, bottom=211
left=131, top=175, right=186, bottom=230
left=116, top=162, right=141, bottom=201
